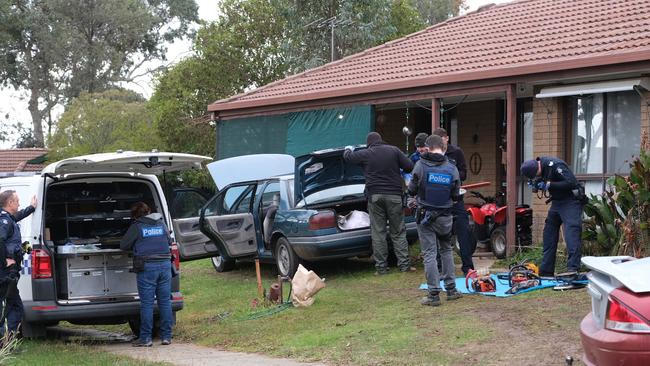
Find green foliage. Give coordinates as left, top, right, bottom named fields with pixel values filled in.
left=0, top=0, right=198, bottom=146
left=583, top=149, right=650, bottom=258
left=387, top=0, right=427, bottom=42
left=49, top=89, right=161, bottom=160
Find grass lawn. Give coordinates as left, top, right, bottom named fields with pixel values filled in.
left=6, top=340, right=168, bottom=366
left=173, top=247, right=591, bottom=366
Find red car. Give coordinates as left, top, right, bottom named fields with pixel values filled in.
left=580, top=256, right=650, bottom=365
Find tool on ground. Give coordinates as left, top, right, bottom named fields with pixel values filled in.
left=465, top=268, right=496, bottom=293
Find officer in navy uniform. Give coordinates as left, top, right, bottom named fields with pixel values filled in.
left=120, top=202, right=173, bottom=347
left=520, top=157, right=585, bottom=277
left=408, top=135, right=463, bottom=307
left=0, top=190, right=37, bottom=335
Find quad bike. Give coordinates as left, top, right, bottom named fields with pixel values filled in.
left=463, top=189, right=533, bottom=259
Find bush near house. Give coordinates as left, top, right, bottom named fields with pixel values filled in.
left=583, top=132, right=650, bottom=258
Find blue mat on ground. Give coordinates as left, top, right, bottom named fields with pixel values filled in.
left=418, top=274, right=588, bottom=297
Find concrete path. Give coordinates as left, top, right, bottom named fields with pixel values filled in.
left=48, top=326, right=326, bottom=366
left=101, top=342, right=327, bottom=366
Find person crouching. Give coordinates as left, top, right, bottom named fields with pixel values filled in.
left=120, top=202, right=173, bottom=347
left=407, top=135, right=463, bottom=306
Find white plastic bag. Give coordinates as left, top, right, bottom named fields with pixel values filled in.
left=291, top=264, right=326, bottom=307
left=337, top=210, right=370, bottom=230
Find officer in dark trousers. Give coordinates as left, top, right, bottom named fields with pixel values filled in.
left=0, top=190, right=37, bottom=335
left=520, top=157, right=585, bottom=278
left=433, top=128, right=474, bottom=275
left=344, top=132, right=415, bottom=275
left=408, top=135, right=463, bottom=307
left=121, top=202, right=173, bottom=347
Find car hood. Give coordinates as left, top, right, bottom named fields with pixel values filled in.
left=294, top=147, right=365, bottom=204
left=42, top=151, right=211, bottom=176
left=207, top=154, right=294, bottom=190
left=581, top=256, right=650, bottom=293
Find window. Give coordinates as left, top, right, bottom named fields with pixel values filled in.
left=568, top=91, right=640, bottom=190
left=204, top=184, right=255, bottom=216
left=170, top=190, right=208, bottom=219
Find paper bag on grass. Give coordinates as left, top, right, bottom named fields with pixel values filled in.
left=291, top=264, right=326, bottom=307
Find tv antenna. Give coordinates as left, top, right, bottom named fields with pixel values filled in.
left=304, top=16, right=354, bottom=62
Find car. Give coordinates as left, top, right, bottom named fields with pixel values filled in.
left=0, top=151, right=217, bottom=337
left=580, top=255, right=650, bottom=366
left=199, top=149, right=418, bottom=277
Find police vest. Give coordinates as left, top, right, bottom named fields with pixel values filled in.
left=0, top=211, right=22, bottom=259
left=133, top=221, right=170, bottom=257
left=418, top=162, right=455, bottom=209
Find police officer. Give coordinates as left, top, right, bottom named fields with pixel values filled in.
left=344, top=132, right=415, bottom=275
left=409, top=132, right=429, bottom=164
left=0, top=190, right=37, bottom=335
left=520, top=157, right=585, bottom=278
left=433, top=128, right=474, bottom=275
left=408, top=135, right=463, bottom=306
left=120, top=202, right=173, bottom=347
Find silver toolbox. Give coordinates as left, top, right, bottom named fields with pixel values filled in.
left=105, top=253, right=133, bottom=268
left=67, top=254, right=104, bottom=269
left=105, top=267, right=137, bottom=295
left=68, top=269, right=105, bottom=298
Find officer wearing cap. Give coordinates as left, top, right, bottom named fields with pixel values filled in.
left=0, top=190, right=37, bottom=335
left=408, top=135, right=463, bottom=306
left=520, top=157, right=584, bottom=277
left=409, top=133, right=429, bottom=164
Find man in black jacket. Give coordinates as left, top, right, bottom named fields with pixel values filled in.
left=344, top=132, right=414, bottom=275
left=433, top=128, right=474, bottom=275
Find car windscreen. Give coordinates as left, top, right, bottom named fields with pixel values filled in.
left=295, top=184, right=365, bottom=208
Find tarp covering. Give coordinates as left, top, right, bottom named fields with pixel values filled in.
left=216, top=106, right=373, bottom=160
left=285, top=106, right=373, bottom=156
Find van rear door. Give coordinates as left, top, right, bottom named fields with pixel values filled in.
left=42, top=151, right=216, bottom=260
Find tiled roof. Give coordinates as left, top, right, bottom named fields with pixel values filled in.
left=209, top=0, right=650, bottom=112
left=0, top=149, right=48, bottom=173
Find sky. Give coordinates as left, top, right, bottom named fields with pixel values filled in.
left=0, top=0, right=511, bottom=148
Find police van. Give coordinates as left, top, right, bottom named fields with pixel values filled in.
left=0, top=151, right=218, bottom=337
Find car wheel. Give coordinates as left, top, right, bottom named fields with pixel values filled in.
left=275, top=237, right=300, bottom=277
left=490, top=226, right=507, bottom=259
left=211, top=252, right=235, bottom=272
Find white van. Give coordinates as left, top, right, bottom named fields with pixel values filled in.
left=0, top=151, right=218, bottom=337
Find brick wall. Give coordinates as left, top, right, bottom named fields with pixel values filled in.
left=531, top=97, right=565, bottom=243
left=641, top=90, right=650, bottom=134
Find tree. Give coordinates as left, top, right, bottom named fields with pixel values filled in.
left=413, top=0, right=467, bottom=25
left=0, top=0, right=198, bottom=147
left=150, top=0, right=290, bottom=157
left=49, top=89, right=160, bottom=160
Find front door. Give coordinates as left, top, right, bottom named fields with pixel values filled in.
left=199, top=183, right=259, bottom=260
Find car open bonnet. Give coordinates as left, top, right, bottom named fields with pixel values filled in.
left=582, top=256, right=650, bottom=293
left=42, top=151, right=212, bottom=176
left=295, top=147, right=366, bottom=204
left=207, top=154, right=295, bottom=190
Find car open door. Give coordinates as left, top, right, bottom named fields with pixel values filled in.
left=169, top=188, right=219, bottom=261
left=199, top=183, right=259, bottom=261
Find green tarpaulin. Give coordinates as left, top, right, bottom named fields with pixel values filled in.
left=217, top=106, right=373, bottom=159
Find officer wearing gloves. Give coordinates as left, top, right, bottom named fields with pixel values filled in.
left=0, top=190, right=37, bottom=335
left=408, top=135, right=463, bottom=306
left=344, top=132, right=415, bottom=275
left=520, top=157, right=585, bottom=279
left=409, top=132, right=429, bottom=164
left=121, top=202, right=173, bottom=347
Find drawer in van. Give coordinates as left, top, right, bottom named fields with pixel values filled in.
left=105, top=253, right=133, bottom=268
left=68, top=269, right=105, bottom=298
left=67, top=254, right=104, bottom=269
left=105, top=267, right=137, bottom=295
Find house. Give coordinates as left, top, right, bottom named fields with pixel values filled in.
left=207, top=0, right=650, bottom=250
left=0, top=148, right=48, bottom=177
